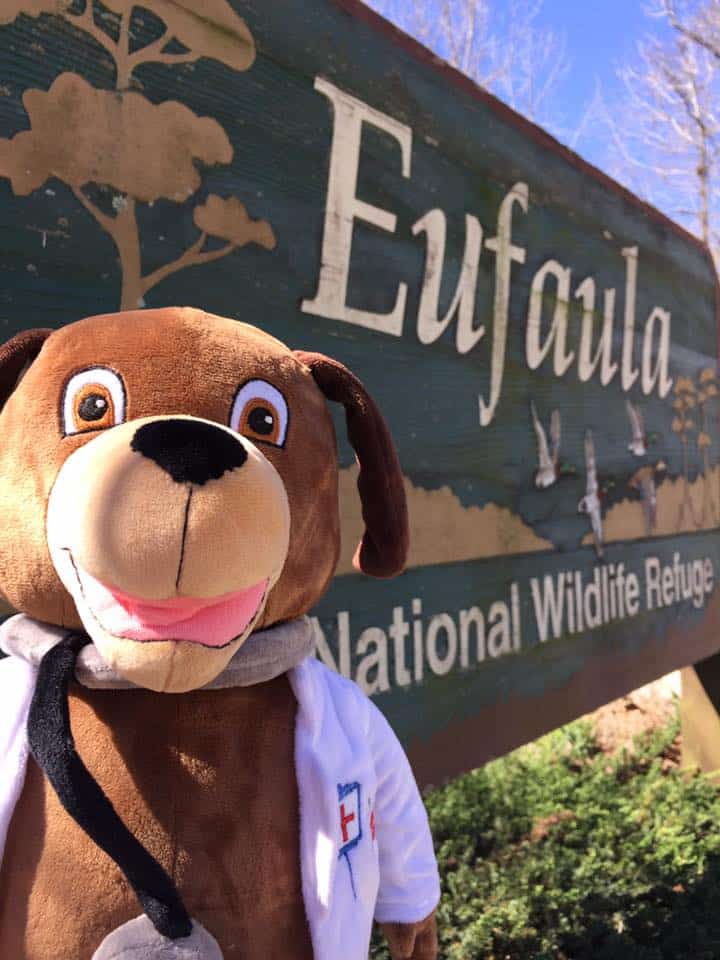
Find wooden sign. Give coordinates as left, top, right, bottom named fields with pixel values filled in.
left=1, top=0, right=718, bottom=784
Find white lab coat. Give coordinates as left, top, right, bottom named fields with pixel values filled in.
left=0, top=630, right=440, bottom=960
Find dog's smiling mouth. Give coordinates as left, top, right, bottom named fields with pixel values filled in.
left=65, top=550, right=268, bottom=648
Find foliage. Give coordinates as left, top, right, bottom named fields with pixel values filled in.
left=0, top=73, right=232, bottom=200
left=372, top=709, right=720, bottom=959
left=193, top=195, right=276, bottom=249
left=0, top=0, right=69, bottom=26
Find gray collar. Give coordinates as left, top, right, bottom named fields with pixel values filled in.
left=0, top=613, right=315, bottom=690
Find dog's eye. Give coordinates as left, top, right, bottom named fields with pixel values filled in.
left=62, top=367, right=126, bottom=436
left=75, top=386, right=113, bottom=429
left=230, top=380, right=288, bottom=447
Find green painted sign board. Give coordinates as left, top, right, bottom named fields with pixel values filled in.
left=1, top=0, right=719, bottom=784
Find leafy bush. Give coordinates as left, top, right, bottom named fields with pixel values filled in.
left=372, top=710, right=720, bottom=959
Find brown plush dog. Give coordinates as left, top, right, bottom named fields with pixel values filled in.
left=0, top=308, right=439, bottom=960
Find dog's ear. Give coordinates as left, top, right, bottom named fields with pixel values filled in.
left=295, top=351, right=408, bottom=579
left=0, top=329, right=52, bottom=411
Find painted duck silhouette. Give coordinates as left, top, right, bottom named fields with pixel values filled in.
left=578, top=430, right=604, bottom=558
left=531, top=401, right=561, bottom=488
left=626, top=398, right=647, bottom=457
left=629, top=460, right=668, bottom=534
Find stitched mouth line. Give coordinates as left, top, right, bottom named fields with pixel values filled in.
left=175, top=486, right=193, bottom=592
left=62, top=548, right=269, bottom=651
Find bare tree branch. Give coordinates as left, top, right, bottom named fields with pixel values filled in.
left=65, top=2, right=118, bottom=66
left=141, top=233, right=236, bottom=294
left=146, top=51, right=197, bottom=67
left=660, top=0, right=720, bottom=62
left=128, top=37, right=198, bottom=73
left=71, top=185, right=115, bottom=234
left=598, top=4, right=720, bottom=261
left=367, top=0, right=570, bottom=129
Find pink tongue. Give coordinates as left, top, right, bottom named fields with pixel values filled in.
left=81, top=572, right=267, bottom=646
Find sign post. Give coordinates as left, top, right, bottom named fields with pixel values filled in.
left=1, top=0, right=718, bottom=785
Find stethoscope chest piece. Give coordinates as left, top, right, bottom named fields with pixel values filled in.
left=92, top=915, right=224, bottom=960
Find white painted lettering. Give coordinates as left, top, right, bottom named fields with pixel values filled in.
left=526, top=259, right=575, bottom=377
left=302, top=77, right=412, bottom=335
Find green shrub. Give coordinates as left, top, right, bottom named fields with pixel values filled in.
left=372, top=709, right=720, bottom=959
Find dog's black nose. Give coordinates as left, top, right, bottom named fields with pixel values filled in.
left=131, top=419, right=247, bottom=486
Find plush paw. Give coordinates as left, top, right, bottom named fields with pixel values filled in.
left=381, top=910, right=438, bottom=960
left=91, top=915, right=224, bottom=960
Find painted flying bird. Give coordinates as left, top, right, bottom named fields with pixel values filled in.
left=629, top=460, right=668, bottom=535
left=531, top=401, right=561, bottom=488
left=578, top=429, right=604, bottom=558
left=626, top=398, right=648, bottom=456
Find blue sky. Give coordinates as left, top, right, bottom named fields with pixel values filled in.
left=538, top=0, right=658, bottom=129
left=535, top=0, right=672, bottom=159
left=370, top=1, right=674, bottom=187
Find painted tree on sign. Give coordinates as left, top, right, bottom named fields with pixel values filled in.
left=671, top=375, right=700, bottom=529
left=0, top=0, right=275, bottom=309
left=696, top=366, right=719, bottom=523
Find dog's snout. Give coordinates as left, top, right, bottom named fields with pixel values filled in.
left=131, top=419, right=248, bottom=486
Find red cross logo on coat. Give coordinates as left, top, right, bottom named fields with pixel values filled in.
left=340, top=799, right=356, bottom=844
left=337, top=781, right=362, bottom=899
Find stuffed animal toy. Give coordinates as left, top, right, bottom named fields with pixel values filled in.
left=0, top=308, right=440, bottom=960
